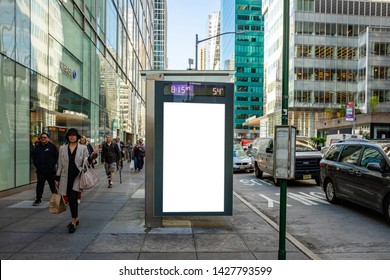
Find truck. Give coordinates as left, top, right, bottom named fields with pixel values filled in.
left=325, top=134, right=363, bottom=146
left=251, top=136, right=322, bottom=186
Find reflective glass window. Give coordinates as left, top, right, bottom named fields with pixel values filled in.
left=16, top=0, right=31, bottom=67
left=0, top=0, right=15, bottom=59
left=0, top=56, right=15, bottom=190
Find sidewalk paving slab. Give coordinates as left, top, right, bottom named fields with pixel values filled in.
left=0, top=165, right=310, bottom=260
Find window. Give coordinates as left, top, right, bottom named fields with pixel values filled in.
left=360, top=147, right=384, bottom=169
left=325, top=145, right=343, bottom=161
left=339, top=145, right=363, bottom=166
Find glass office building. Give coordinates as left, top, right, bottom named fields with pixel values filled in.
left=220, top=0, right=264, bottom=139
left=0, top=0, right=154, bottom=192
left=262, top=0, right=390, bottom=137
left=153, top=0, right=167, bottom=69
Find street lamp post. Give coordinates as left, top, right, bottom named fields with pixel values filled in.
left=195, top=31, right=240, bottom=70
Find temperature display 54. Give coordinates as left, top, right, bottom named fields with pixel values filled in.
left=164, top=83, right=225, bottom=97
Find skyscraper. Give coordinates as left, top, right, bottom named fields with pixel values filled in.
left=233, top=0, right=264, bottom=139
left=262, top=0, right=390, bottom=137
left=154, top=0, right=167, bottom=69
left=208, top=11, right=221, bottom=70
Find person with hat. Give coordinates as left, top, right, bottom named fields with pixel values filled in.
left=32, top=133, right=58, bottom=206
left=55, top=128, right=88, bottom=233
left=101, top=135, right=121, bottom=188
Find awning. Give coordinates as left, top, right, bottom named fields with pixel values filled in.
left=243, top=115, right=261, bottom=126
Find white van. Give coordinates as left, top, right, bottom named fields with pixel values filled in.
left=251, top=136, right=322, bottom=185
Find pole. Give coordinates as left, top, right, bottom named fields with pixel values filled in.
left=195, top=34, right=199, bottom=70
left=278, top=0, right=290, bottom=260
left=194, top=31, right=239, bottom=70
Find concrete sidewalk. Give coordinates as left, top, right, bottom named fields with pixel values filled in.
left=0, top=165, right=310, bottom=260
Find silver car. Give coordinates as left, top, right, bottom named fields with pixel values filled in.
left=233, top=149, right=254, bottom=173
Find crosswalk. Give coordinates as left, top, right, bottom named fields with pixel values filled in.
left=238, top=178, right=329, bottom=208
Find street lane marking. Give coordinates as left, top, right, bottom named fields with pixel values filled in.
left=239, top=178, right=273, bottom=186
left=259, top=194, right=292, bottom=208
left=234, top=191, right=321, bottom=260
left=286, top=192, right=329, bottom=205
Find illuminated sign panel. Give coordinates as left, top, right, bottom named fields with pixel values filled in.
left=153, top=81, right=233, bottom=216
left=163, top=102, right=225, bottom=212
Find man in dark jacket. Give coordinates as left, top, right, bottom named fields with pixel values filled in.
left=32, top=133, right=59, bottom=206
left=101, top=135, right=121, bottom=188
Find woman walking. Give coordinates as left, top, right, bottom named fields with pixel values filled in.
left=133, top=140, right=142, bottom=172
left=55, top=128, right=88, bottom=233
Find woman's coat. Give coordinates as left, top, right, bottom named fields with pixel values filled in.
left=56, top=144, right=87, bottom=195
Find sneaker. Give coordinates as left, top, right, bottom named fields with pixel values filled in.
left=32, top=199, right=41, bottom=206
left=108, top=183, right=113, bottom=188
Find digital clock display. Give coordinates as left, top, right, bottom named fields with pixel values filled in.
left=164, top=82, right=225, bottom=97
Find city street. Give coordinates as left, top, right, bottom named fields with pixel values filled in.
left=233, top=172, right=390, bottom=260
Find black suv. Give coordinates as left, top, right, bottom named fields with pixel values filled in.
left=320, top=140, right=390, bottom=224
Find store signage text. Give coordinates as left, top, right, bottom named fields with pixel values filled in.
left=60, top=62, right=77, bottom=79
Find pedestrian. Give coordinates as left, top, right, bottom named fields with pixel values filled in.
left=115, top=136, right=125, bottom=170
left=55, top=128, right=87, bottom=233
left=32, top=133, right=59, bottom=206
left=133, top=140, right=142, bottom=172
left=101, top=135, right=121, bottom=188
left=80, top=136, right=98, bottom=168
left=125, top=142, right=132, bottom=163
left=138, top=138, right=145, bottom=171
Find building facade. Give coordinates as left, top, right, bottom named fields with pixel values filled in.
left=220, top=0, right=236, bottom=71
left=207, top=11, right=221, bottom=70
left=234, top=0, right=264, bottom=139
left=262, top=0, right=390, bottom=137
left=153, top=0, right=167, bottom=69
left=0, top=0, right=154, bottom=192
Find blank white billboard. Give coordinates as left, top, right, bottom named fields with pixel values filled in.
left=163, top=102, right=225, bottom=212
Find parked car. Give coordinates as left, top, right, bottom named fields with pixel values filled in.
left=233, top=149, right=254, bottom=173
left=320, top=140, right=390, bottom=224
left=252, top=136, right=322, bottom=185
left=234, top=143, right=243, bottom=151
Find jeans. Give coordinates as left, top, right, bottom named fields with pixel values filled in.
left=134, top=156, right=141, bottom=171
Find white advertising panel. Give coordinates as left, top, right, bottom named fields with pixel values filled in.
left=163, top=102, right=225, bottom=212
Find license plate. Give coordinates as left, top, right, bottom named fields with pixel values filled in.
left=303, top=174, right=312, bottom=180
left=240, top=166, right=245, bottom=169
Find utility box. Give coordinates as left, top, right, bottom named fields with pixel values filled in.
left=273, top=125, right=296, bottom=179
left=142, top=71, right=234, bottom=223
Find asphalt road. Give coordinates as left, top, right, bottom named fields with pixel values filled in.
left=233, top=171, right=390, bottom=260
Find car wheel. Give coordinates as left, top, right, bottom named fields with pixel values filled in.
left=384, top=197, right=390, bottom=225
left=255, top=163, right=263, bottom=179
left=325, top=179, right=338, bottom=203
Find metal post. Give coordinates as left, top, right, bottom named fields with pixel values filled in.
left=195, top=34, right=199, bottom=70
left=194, top=32, right=239, bottom=71
left=278, top=0, right=290, bottom=260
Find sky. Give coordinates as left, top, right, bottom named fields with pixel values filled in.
left=167, top=0, right=220, bottom=70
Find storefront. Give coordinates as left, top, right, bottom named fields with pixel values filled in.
left=0, top=0, right=152, bottom=192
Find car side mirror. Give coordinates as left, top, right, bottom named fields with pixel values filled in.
left=366, top=162, right=383, bottom=172
left=266, top=147, right=273, bottom=153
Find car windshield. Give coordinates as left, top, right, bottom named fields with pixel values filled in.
left=296, top=138, right=317, bottom=152
left=234, top=150, right=247, bottom=157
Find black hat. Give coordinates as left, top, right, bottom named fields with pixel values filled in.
left=66, top=128, right=81, bottom=140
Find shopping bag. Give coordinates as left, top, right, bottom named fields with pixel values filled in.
left=79, top=162, right=99, bottom=190
left=129, top=160, right=134, bottom=171
left=49, top=193, right=66, bottom=214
